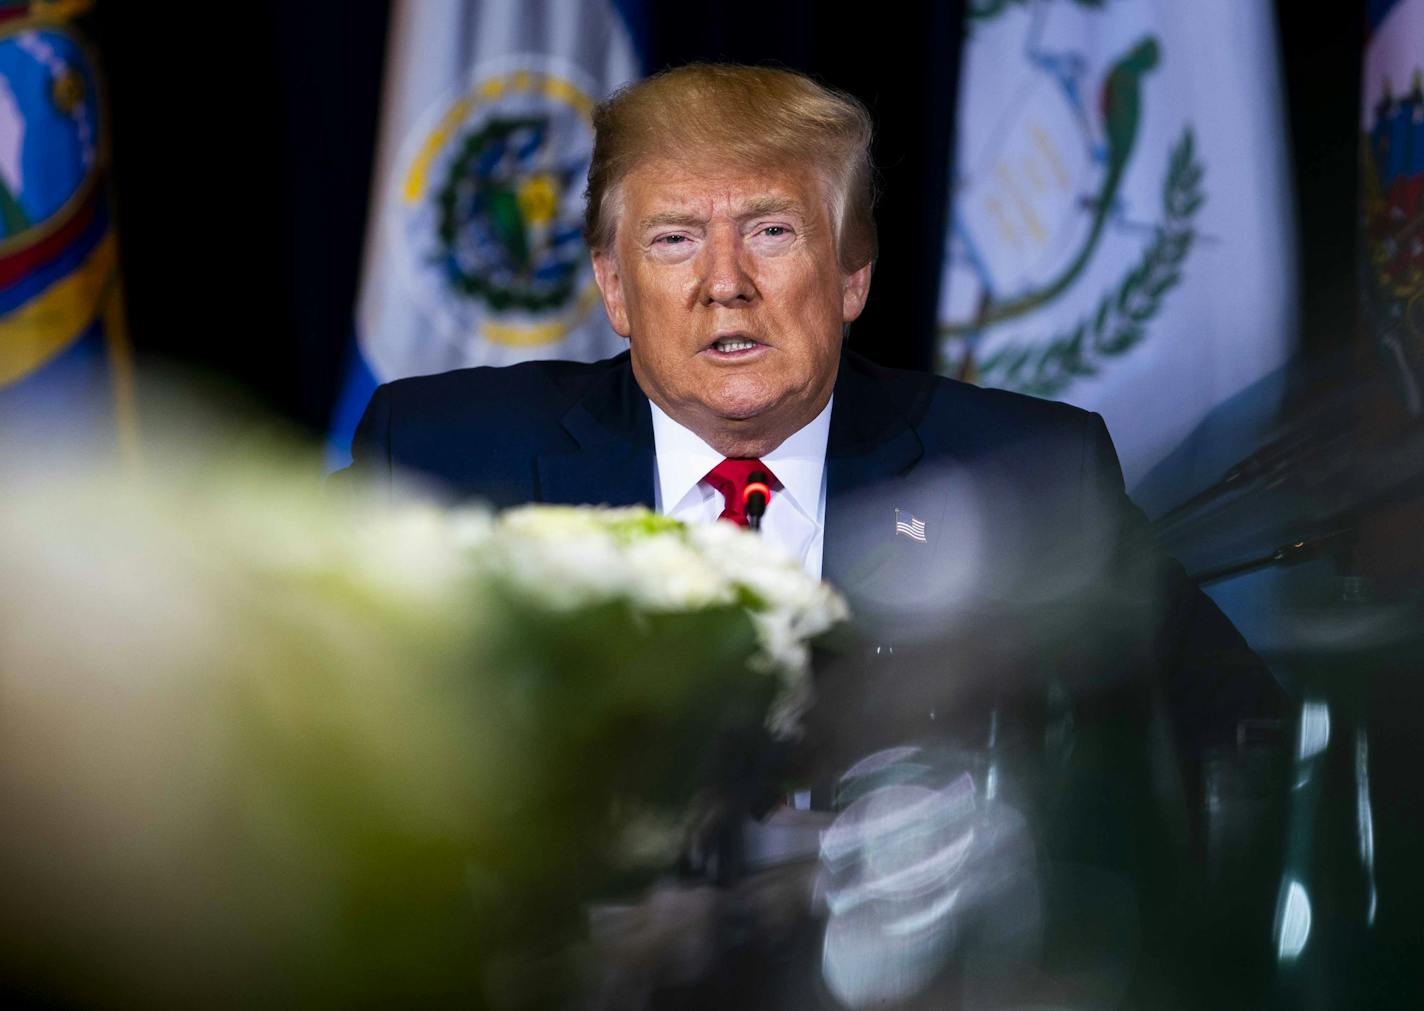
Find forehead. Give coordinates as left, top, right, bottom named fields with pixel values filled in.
left=617, top=159, right=827, bottom=222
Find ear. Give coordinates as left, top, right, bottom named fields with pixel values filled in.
left=841, top=260, right=873, bottom=323
left=591, top=248, right=632, bottom=337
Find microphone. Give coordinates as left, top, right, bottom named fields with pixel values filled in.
left=743, top=471, right=771, bottom=531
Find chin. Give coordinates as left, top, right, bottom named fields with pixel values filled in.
left=716, top=407, right=771, bottom=425
left=706, top=376, right=779, bottom=421
left=709, top=393, right=777, bottom=424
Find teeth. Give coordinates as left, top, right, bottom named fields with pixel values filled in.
left=714, top=339, right=757, bottom=352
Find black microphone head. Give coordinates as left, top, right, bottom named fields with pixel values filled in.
left=746, top=472, right=768, bottom=526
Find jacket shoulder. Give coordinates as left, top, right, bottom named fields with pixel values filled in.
left=844, top=351, right=1096, bottom=449
left=377, top=355, right=623, bottom=427
left=924, top=372, right=1092, bottom=438
left=347, top=354, right=630, bottom=497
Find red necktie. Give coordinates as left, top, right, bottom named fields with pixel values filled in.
left=703, top=458, right=777, bottom=527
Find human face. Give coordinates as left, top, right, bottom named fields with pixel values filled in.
left=591, top=160, right=872, bottom=458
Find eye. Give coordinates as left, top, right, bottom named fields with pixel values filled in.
left=647, top=231, right=698, bottom=260
left=752, top=223, right=796, bottom=244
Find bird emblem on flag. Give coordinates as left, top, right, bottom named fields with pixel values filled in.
left=938, top=5, right=1209, bottom=401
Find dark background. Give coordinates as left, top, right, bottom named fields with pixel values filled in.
left=89, top=2, right=1362, bottom=436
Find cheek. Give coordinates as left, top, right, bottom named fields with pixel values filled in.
left=626, top=273, right=695, bottom=327
left=781, top=259, right=843, bottom=309
left=779, top=269, right=849, bottom=338
left=629, top=330, right=690, bottom=391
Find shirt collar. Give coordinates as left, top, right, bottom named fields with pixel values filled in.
left=648, top=397, right=833, bottom=521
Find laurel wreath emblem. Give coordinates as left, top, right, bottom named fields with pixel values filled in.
left=970, top=127, right=1205, bottom=398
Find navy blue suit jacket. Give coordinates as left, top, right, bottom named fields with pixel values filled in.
left=349, top=349, right=1281, bottom=762
left=347, top=349, right=1288, bottom=1000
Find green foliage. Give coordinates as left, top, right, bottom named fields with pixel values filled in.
left=976, top=127, right=1205, bottom=398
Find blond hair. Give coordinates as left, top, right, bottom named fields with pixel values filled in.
left=584, top=64, right=877, bottom=271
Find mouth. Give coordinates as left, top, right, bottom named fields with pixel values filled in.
left=702, top=334, right=767, bottom=359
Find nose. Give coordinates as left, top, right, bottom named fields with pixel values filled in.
left=699, top=224, right=756, bottom=306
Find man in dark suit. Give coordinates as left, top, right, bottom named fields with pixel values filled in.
left=350, top=62, right=1278, bottom=760
left=349, top=63, right=1286, bottom=1005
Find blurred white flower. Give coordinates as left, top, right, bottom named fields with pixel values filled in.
left=480, top=505, right=848, bottom=715
left=0, top=445, right=849, bottom=1006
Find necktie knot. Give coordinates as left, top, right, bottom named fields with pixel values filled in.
left=703, top=458, right=778, bottom=528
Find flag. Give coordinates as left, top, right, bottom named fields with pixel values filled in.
left=0, top=0, right=135, bottom=458
left=937, top=0, right=1297, bottom=487
left=327, top=0, right=645, bottom=468
left=1361, top=0, right=1424, bottom=414
left=894, top=508, right=927, bottom=543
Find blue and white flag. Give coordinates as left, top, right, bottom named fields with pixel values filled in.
left=329, top=0, right=643, bottom=466
left=938, top=0, right=1297, bottom=487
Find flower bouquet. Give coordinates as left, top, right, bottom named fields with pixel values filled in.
left=0, top=452, right=846, bottom=1007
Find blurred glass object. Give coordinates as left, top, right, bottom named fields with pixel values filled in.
left=1272, top=682, right=1388, bottom=1008
left=1297, top=698, right=1332, bottom=765
left=817, top=743, right=1039, bottom=1009
left=1276, top=879, right=1313, bottom=962
left=1275, top=698, right=1331, bottom=973
left=1355, top=730, right=1379, bottom=928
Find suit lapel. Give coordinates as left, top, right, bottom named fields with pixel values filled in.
left=822, top=353, right=927, bottom=592
left=531, top=351, right=937, bottom=592
left=535, top=355, right=656, bottom=508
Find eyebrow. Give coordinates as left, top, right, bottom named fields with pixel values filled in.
left=637, top=196, right=805, bottom=232
left=639, top=210, right=705, bottom=231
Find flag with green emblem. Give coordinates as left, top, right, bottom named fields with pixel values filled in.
left=327, top=0, right=645, bottom=468
left=938, top=0, right=1297, bottom=487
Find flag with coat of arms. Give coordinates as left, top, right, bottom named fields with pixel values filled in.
left=1361, top=0, right=1424, bottom=413
left=0, top=0, right=135, bottom=457
left=327, top=0, right=645, bottom=467
left=938, top=0, right=1298, bottom=489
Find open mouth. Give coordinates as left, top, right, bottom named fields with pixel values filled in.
left=706, top=335, right=764, bottom=356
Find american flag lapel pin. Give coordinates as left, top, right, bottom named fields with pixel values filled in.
left=894, top=508, right=927, bottom=543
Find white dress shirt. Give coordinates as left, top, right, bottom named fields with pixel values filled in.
left=649, top=398, right=832, bottom=579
